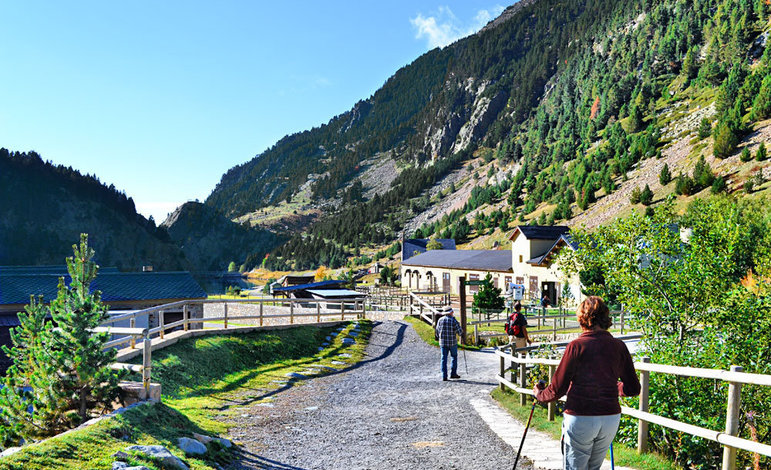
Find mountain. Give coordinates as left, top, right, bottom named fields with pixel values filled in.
left=200, top=0, right=771, bottom=271
left=162, top=201, right=282, bottom=272
left=0, top=149, right=190, bottom=271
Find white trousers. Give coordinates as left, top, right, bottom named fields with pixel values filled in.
left=562, top=413, right=620, bottom=470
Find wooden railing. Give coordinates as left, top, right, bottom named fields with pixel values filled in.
left=495, top=345, right=771, bottom=470
left=100, top=297, right=366, bottom=397
left=469, top=308, right=630, bottom=343
left=407, top=291, right=444, bottom=324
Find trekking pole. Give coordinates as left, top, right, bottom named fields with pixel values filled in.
left=512, top=381, right=545, bottom=470
left=462, top=346, right=468, bottom=375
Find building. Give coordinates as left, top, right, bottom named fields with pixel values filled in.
left=401, top=250, right=512, bottom=295
left=509, top=227, right=580, bottom=305
left=401, top=238, right=456, bottom=262
left=0, top=266, right=208, bottom=371
left=400, top=225, right=582, bottom=305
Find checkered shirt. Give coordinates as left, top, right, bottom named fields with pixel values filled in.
left=435, top=314, right=463, bottom=347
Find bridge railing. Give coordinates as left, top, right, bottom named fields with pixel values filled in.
left=495, top=345, right=771, bottom=470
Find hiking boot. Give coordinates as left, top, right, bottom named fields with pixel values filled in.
left=450, top=374, right=461, bottom=379
left=442, top=377, right=448, bottom=381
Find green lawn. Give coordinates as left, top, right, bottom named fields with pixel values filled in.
left=0, top=321, right=372, bottom=470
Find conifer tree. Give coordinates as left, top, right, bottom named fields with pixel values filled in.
left=0, top=234, right=120, bottom=446
left=659, top=163, right=672, bottom=185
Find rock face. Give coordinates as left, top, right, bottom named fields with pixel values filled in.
left=125, top=445, right=189, bottom=470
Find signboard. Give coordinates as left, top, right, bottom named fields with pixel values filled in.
left=507, top=283, right=525, bottom=300
left=465, top=280, right=486, bottom=286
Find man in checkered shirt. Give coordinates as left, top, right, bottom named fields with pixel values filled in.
left=435, top=306, right=463, bottom=381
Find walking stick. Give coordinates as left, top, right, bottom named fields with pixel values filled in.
left=512, top=381, right=544, bottom=470
left=512, top=400, right=537, bottom=470
left=462, top=346, right=468, bottom=375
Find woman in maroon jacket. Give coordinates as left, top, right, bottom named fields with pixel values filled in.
left=533, top=296, right=640, bottom=470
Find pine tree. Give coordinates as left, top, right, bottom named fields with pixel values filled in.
left=0, top=235, right=120, bottom=445
left=659, top=163, right=672, bottom=185
left=741, top=147, right=753, bottom=162
left=471, top=273, right=504, bottom=317
left=639, top=184, right=654, bottom=205
left=755, top=142, right=767, bottom=161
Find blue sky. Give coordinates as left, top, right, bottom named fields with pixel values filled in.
left=0, top=1, right=506, bottom=222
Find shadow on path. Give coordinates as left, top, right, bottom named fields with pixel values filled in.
left=235, top=449, right=309, bottom=469
left=217, top=321, right=406, bottom=409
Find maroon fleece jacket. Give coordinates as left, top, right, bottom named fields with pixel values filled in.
left=535, top=329, right=640, bottom=415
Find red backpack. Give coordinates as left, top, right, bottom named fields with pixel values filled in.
left=505, top=312, right=522, bottom=336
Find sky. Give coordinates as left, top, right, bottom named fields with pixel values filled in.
left=0, top=1, right=507, bottom=222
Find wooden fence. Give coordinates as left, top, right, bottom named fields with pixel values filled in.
left=495, top=345, right=771, bottom=470
left=98, top=297, right=366, bottom=397
left=470, top=307, right=630, bottom=343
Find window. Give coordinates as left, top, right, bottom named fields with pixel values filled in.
left=519, top=255, right=523, bottom=263
left=469, top=274, right=480, bottom=293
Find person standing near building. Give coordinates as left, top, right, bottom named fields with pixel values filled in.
left=533, top=296, right=640, bottom=470
left=435, top=306, right=463, bottom=381
left=506, top=301, right=532, bottom=349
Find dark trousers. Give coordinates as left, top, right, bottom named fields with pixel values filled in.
left=440, top=344, right=458, bottom=379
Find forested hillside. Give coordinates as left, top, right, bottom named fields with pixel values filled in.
left=0, top=149, right=190, bottom=270
left=205, top=0, right=771, bottom=271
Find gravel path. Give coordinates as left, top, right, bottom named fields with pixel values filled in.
left=225, top=320, right=527, bottom=470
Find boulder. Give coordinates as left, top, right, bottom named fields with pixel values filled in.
left=178, top=436, right=207, bottom=455
left=119, top=381, right=162, bottom=405
left=126, top=445, right=188, bottom=470
left=112, top=463, right=150, bottom=470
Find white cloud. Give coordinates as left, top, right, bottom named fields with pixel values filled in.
left=410, top=5, right=505, bottom=49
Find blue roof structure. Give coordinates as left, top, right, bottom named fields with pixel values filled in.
left=402, top=238, right=456, bottom=261
left=272, top=280, right=347, bottom=293
left=510, top=225, right=570, bottom=241
left=0, top=268, right=207, bottom=306
left=402, top=250, right=512, bottom=272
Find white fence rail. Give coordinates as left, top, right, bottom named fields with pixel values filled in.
left=495, top=346, right=771, bottom=470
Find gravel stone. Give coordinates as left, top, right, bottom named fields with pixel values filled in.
left=226, top=320, right=527, bottom=469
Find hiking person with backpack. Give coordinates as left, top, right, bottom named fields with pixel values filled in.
left=506, top=302, right=532, bottom=349
left=435, top=306, right=463, bottom=381
left=533, top=296, right=640, bottom=470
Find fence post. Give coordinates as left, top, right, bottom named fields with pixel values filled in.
left=259, top=301, right=264, bottom=326
left=159, top=310, right=165, bottom=339
left=474, top=324, right=479, bottom=345
left=519, top=353, right=527, bottom=406
left=361, top=299, right=366, bottom=319
left=224, top=303, right=228, bottom=329
left=142, top=331, right=152, bottom=397
left=130, top=316, right=136, bottom=349
left=620, top=308, right=625, bottom=335
left=722, top=365, right=744, bottom=470
left=290, top=301, right=295, bottom=324
left=548, top=361, right=556, bottom=421
left=183, top=304, right=189, bottom=332
left=499, top=354, right=506, bottom=392
left=317, top=301, right=321, bottom=323
left=340, top=301, right=345, bottom=320
left=552, top=314, right=557, bottom=341
left=638, top=356, right=651, bottom=453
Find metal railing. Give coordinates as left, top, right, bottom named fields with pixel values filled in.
left=495, top=345, right=771, bottom=470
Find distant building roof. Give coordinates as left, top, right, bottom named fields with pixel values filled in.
left=509, top=225, right=570, bottom=241
left=402, top=238, right=456, bottom=261
left=272, top=280, right=347, bottom=293
left=277, top=274, right=316, bottom=287
left=527, top=234, right=578, bottom=266
left=0, top=269, right=206, bottom=306
left=306, top=289, right=366, bottom=298
left=0, top=265, right=120, bottom=275
left=402, top=250, right=512, bottom=272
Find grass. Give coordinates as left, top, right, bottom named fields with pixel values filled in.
left=492, top=388, right=679, bottom=470
left=0, top=321, right=372, bottom=469
left=402, top=315, right=481, bottom=350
